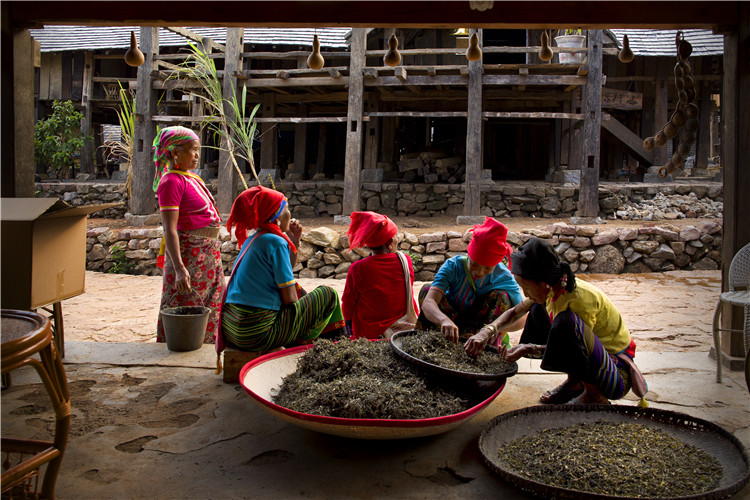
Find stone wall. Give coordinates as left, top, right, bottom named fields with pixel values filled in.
left=86, top=220, right=722, bottom=279
left=38, top=180, right=723, bottom=221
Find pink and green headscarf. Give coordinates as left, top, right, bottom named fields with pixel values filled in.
left=152, top=126, right=200, bottom=191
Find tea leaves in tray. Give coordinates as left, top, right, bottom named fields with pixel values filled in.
left=399, top=330, right=514, bottom=375
left=272, top=338, right=469, bottom=419
left=497, top=420, right=722, bottom=497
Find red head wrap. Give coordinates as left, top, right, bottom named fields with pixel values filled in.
left=226, top=186, right=296, bottom=252
left=347, top=211, right=398, bottom=249
left=467, top=217, right=513, bottom=267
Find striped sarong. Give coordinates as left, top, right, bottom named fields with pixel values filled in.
left=522, top=304, right=632, bottom=400
left=157, top=231, right=224, bottom=343
left=221, top=285, right=346, bottom=352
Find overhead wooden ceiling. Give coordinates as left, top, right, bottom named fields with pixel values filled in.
left=6, top=1, right=740, bottom=32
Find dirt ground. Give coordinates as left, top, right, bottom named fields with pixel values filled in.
left=61, top=269, right=722, bottom=353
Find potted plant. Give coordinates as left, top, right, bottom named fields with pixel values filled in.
left=34, top=100, right=92, bottom=179
left=554, top=28, right=586, bottom=64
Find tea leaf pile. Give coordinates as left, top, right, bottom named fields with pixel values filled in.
left=272, top=338, right=469, bottom=419
left=398, top=330, right=515, bottom=375
left=498, top=420, right=722, bottom=497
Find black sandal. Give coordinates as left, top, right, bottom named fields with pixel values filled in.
left=539, top=380, right=584, bottom=404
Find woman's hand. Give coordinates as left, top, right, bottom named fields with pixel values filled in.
left=464, top=328, right=491, bottom=358
left=440, top=318, right=459, bottom=343
left=175, top=265, right=191, bottom=293
left=501, top=344, right=533, bottom=362
left=287, top=218, right=303, bottom=245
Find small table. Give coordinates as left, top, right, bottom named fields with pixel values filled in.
left=1, top=309, right=71, bottom=499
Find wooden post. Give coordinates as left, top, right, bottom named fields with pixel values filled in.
left=568, top=92, right=582, bottom=170
left=343, top=28, right=366, bottom=215
left=131, top=27, right=158, bottom=215
left=381, top=101, right=396, bottom=165
left=464, top=28, right=482, bottom=216
left=218, top=27, right=243, bottom=214
left=695, top=80, right=712, bottom=171
left=259, top=92, right=276, bottom=172
left=293, top=103, right=308, bottom=177
left=9, top=28, right=35, bottom=197
left=720, top=11, right=750, bottom=364
left=80, top=51, right=94, bottom=175
left=653, top=68, right=669, bottom=167
left=559, top=100, right=571, bottom=167
left=315, top=124, right=327, bottom=176
left=364, top=97, right=379, bottom=170
left=577, top=30, right=603, bottom=218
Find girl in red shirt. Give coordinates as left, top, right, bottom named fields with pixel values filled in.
left=342, top=211, right=418, bottom=339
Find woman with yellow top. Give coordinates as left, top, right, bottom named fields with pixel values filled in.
left=154, top=126, right=224, bottom=344
left=468, top=237, right=642, bottom=405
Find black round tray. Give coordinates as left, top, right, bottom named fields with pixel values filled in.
left=390, top=329, right=518, bottom=381
left=479, top=404, right=750, bottom=500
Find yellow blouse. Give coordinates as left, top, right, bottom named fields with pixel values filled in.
left=546, top=278, right=631, bottom=354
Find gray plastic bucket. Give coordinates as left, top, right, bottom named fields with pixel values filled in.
left=160, top=290, right=210, bottom=352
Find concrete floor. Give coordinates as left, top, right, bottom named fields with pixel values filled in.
left=2, top=341, right=749, bottom=500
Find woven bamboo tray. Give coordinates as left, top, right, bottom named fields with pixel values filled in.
left=479, top=404, right=750, bottom=500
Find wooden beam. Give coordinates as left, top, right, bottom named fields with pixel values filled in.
left=240, top=76, right=349, bottom=87
left=482, top=111, right=584, bottom=120
left=367, top=111, right=468, bottom=118
left=343, top=28, right=366, bottom=215
left=694, top=77, right=712, bottom=170
left=363, top=67, right=378, bottom=79
left=653, top=70, right=669, bottom=166
left=315, top=123, right=327, bottom=176
left=394, top=66, right=407, bottom=81
left=218, top=27, right=242, bottom=213
left=132, top=27, right=158, bottom=215
left=165, top=27, right=226, bottom=52
left=720, top=9, right=750, bottom=361
left=10, top=28, right=34, bottom=196
left=464, top=28, right=482, bottom=216
left=577, top=30, right=603, bottom=218
left=600, top=112, right=653, bottom=165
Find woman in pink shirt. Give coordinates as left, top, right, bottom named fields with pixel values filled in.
left=153, top=126, right=224, bottom=344
left=342, top=211, right=418, bottom=339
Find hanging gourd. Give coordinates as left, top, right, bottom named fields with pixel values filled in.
left=466, top=32, right=482, bottom=62
left=384, top=33, right=402, bottom=67
left=307, top=34, right=325, bottom=70
left=124, top=30, right=145, bottom=67
left=618, top=34, right=634, bottom=63
left=539, top=31, right=553, bottom=62
left=641, top=31, right=700, bottom=179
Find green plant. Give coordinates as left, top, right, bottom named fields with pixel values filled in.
left=558, top=28, right=583, bottom=36
left=34, top=100, right=92, bottom=178
left=101, top=83, right=135, bottom=196
left=404, top=249, right=423, bottom=266
left=108, top=244, right=137, bottom=274
left=167, top=42, right=262, bottom=189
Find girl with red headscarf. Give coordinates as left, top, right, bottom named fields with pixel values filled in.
left=217, top=186, right=345, bottom=357
left=417, top=217, right=526, bottom=353
left=342, top=211, right=418, bottom=339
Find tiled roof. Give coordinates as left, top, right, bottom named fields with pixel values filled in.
left=608, top=29, right=723, bottom=57
left=29, top=26, right=352, bottom=52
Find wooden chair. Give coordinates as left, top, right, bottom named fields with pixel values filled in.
left=711, top=242, right=750, bottom=382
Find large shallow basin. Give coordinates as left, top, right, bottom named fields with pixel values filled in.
left=240, top=344, right=506, bottom=440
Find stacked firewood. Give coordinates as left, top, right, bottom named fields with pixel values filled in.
left=397, top=152, right=466, bottom=184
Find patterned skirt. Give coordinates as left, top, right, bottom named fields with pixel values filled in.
left=157, top=232, right=224, bottom=344
left=221, top=285, right=346, bottom=352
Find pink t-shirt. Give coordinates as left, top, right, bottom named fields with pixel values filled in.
left=156, top=170, right=221, bottom=230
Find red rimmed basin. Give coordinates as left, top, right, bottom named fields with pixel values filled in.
left=239, top=344, right=506, bottom=440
